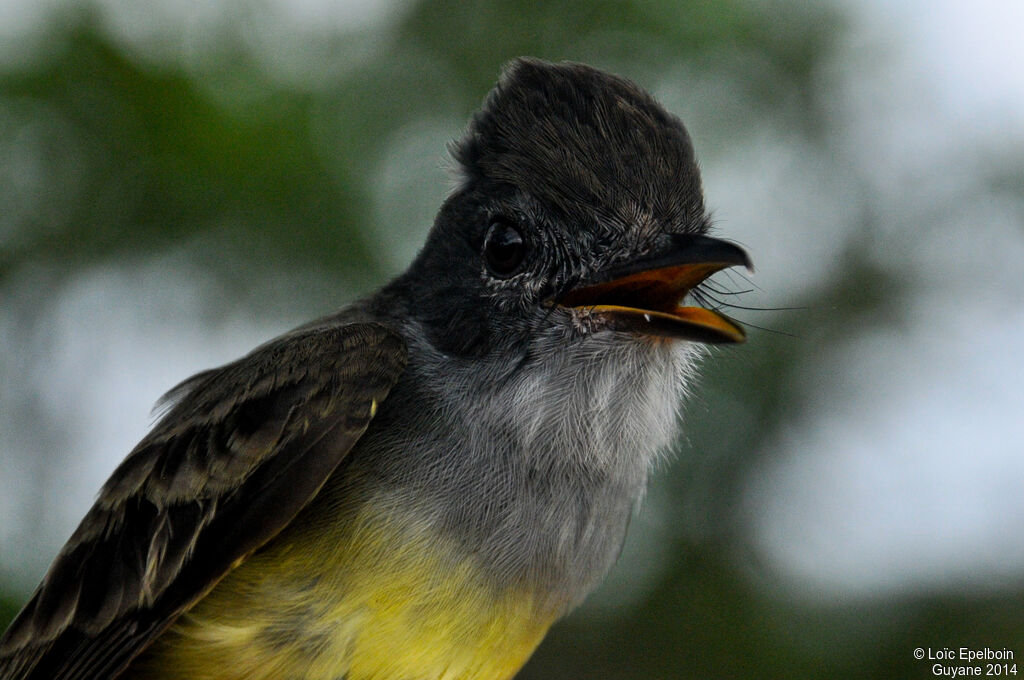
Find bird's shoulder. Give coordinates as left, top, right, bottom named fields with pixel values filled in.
left=0, top=319, right=408, bottom=680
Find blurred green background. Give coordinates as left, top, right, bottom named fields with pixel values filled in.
left=2, top=0, right=1023, bottom=677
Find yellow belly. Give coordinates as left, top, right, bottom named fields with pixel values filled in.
left=131, top=503, right=558, bottom=680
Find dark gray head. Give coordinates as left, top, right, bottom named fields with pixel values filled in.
left=384, top=57, right=749, bottom=363
left=456, top=57, right=706, bottom=240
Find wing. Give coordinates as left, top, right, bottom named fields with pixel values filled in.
left=0, top=321, right=407, bottom=680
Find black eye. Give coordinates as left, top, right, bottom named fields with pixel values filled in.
left=483, top=219, right=526, bottom=277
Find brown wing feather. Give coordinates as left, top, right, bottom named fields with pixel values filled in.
left=0, top=321, right=407, bottom=680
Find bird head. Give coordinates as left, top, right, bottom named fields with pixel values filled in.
left=397, top=58, right=751, bottom=363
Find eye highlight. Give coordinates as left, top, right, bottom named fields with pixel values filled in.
left=483, top=218, right=526, bottom=277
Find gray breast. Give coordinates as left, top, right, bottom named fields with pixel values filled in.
left=347, top=326, right=699, bottom=612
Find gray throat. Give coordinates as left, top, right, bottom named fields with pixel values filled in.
left=347, top=318, right=701, bottom=612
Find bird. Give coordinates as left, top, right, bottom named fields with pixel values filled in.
left=0, top=57, right=752, bottom=680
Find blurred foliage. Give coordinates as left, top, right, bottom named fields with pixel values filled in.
left=0, top=13, right=374, bottom=285
left=2, top=0, right=1022, bottom=678
left=1, top=0, right=840, bottom=284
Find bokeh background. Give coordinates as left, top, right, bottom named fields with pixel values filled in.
left=2, top=0, right=1022, bottom=677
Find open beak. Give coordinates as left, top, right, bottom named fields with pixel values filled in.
left=558, top=234, right=753, bottom=344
